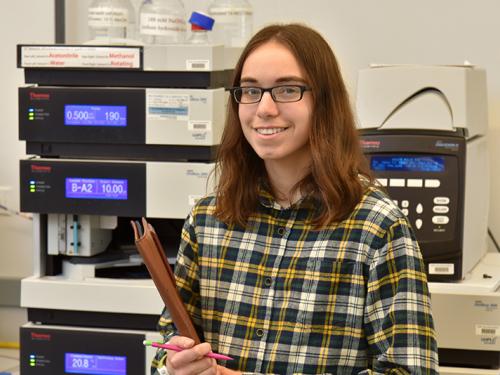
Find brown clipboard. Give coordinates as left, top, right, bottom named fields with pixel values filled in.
left=131, top=217, right=201, bottom=344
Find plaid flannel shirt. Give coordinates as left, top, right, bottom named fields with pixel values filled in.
left=151, top=186, right=439, bottom=374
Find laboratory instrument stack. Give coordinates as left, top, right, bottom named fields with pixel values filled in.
left=16, top=29, right=240, bottom=374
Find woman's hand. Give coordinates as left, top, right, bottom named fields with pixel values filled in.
left=217, top=365, right=242, bottom=375
left=166, top=336, right=218, bottom=375
left=165, top=336, right=242, bottom=375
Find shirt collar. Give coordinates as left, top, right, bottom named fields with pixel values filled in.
left=257, top=184, right=317, bottom=211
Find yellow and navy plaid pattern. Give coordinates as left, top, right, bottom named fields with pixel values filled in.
left=152, top=187, right=439, bottom=374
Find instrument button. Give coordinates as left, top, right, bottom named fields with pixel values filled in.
left=425, top=179, right=441, bottom=188
left=432, top=216, right=449, bottom=225
left=407, top=179, right=423, bottom=187
left=433, top=206, right=449, bottom=214
left=389, top=178, right=405, bottom=187
left=415, top=219, right=423, bottom=229
left=433, top=196, right=450, bottom=205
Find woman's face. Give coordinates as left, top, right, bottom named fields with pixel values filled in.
left=238, top=41, right=313, bottom=167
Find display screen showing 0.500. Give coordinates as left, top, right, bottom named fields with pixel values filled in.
left=64, top=104, right=127, bottom=127
left=65, top=177, right=128, bottom=200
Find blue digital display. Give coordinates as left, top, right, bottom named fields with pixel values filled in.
left=65, top=352, right=126, bottom=375
left=65, top=178, right=128, bottom=200
left=64, top=105, right=127, bottom=127
left=371, top=155, right=445, bottom=172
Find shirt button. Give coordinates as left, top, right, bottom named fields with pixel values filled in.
left=264, top=277, right=272, bottom=287
left=277, top=227, right=286, bottom=236
left=256, top=328, right=264, bottom=337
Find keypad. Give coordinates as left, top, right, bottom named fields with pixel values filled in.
left=382, top=175, right=451, bottom=231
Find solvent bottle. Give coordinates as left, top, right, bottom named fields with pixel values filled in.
left=88, top=0, right=136, bottom=41
left=187, top=12, right=215, bottom=44
left=138, top=0, right=187, bottom=44
left=207, top=0, right=253, bottom=47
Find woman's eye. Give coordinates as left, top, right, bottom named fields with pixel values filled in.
left=283, top=86, right=298, bottom=94
left=244, top=88, right=261, bottom=96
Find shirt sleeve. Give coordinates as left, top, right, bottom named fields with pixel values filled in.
left=362, top=217, right=440, bottom=375
left=150, top=213, right=204, bottom=373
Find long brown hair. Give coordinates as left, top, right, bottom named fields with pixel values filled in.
left=214, top=23, right=373, bottom=227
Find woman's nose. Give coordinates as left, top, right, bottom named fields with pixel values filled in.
left=256, top=91, right=279, bottom=118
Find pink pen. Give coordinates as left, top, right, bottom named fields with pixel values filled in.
left=143, top=340, right=233, bottom=361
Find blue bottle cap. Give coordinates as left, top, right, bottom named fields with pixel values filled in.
left=189, top=12, right=215, bottom=31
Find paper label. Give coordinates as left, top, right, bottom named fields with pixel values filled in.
left=21, top=46, right=141, bottom=69
left=428, top=263, right=454, bottom=275
left=88, top=7, right=128, bottom=27
left=476, top=325, right=500, bottom=337
left=188, top=121, right=211, bottom=132
left=140, top=13, right=186, bottom=35
left=147, top=91, right=189, bottom=120
left=186, top=60, right=210, bottom=70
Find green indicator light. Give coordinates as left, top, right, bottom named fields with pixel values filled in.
left=30, top=189, right=35, bottom=193
left=30, top=363, right=35, bottom=366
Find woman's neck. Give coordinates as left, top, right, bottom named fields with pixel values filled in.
left=264, top=155, right=311, bottom=208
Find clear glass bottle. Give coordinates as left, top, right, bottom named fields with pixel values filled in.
left=138, top=0, right=187, bottom=45
left=88, top=0, right=136, bottom=41
left=207, top=0, right=253, bottom=47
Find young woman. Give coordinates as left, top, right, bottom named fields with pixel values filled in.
left=152, top=23, right=439, bottom=375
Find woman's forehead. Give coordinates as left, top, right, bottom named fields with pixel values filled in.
left=240, top=41, right=306, bottom=83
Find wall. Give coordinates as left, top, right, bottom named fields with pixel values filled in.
left=66, top=0, right=500, bottom=252
left=0, top=0, right=54, bottom=342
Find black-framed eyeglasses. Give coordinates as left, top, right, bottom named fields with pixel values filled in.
left=229, top=85, right=311, bottom=104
